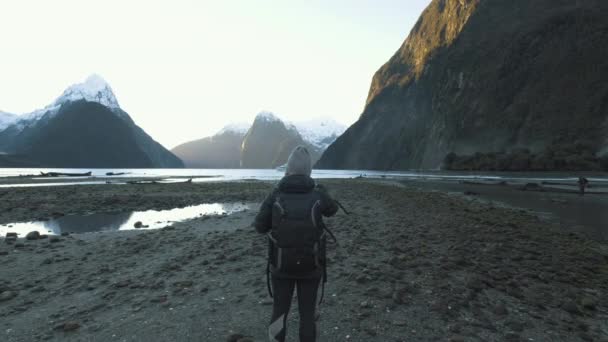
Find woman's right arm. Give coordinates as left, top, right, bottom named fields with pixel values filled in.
left=253, top=190, right=277, bottom=234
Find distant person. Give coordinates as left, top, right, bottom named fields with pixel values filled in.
left=578, top=176, right=589, bottom=195
left=254, top=146, right=338, bottom=342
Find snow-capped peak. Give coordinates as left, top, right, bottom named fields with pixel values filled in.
left=292, top=117, right=347, bottom=149
left=0, top=111, right=17, bottom=130
left=10, top=74, right=120, bottom=126
left=55, top=74, right=119, bottom=109
left=217, top=122, right=250, bottom=135
left=255, top=111, right=281, bottom=122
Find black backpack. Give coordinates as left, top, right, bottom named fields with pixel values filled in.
left=268, top=190, right=325, bottom=275
left=266, top=189, right=336, bottom=303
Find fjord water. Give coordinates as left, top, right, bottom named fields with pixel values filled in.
left=1, top=168, right=608, bottom=184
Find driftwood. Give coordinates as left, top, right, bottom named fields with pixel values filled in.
left=460, top=180, right=508, bottom=186
left=106, top=172, right=129, bottom=176
left=126, top=178, right=192, bottom=185
left=39, top=171, right=92, bottom=177
left=126, top=180, right=160, bottom=185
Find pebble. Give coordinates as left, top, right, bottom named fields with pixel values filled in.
left=359, top=301, right=373, bottom=308
left=0, top=290, right=17, bottom=302
left=561, top=300, right=580, bottom=315
left=493, top=303, right=508, bottom=316
left=54, top=321, right=80, bottom=332
left=226, top=334, right=253, bottom=342
left=580, top=297, right=596, bottom=310
left=134, top=221, right=149, bottom=228
left=26, top=231, right=41, bottom=240
left=259, top=298, right=273, bottom=306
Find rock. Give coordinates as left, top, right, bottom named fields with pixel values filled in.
left=580, top=297, right=596, bottom=310
left=493, top=303, right=508, bottom=316
left=466, top=276, right=485, bottom=292
left=5, top=232, right=17, bottom=238
left=26, top=231, right=41, bottom=240
left=359, top=301, right=373, bottom=309
left=227, top=334, right=252, bottom=342
left=505, top=320, right=525, bottom=332
left=173, top=280, right=194, bottom=288
left=61, top=232, right=70, bottom=237
left=5, top=235, right=17, bottom=244
left=562, top=300, right=580, bottom=315
left=259, top=298, right=273, bottom=306
left=49, top=236, right=61, bottom=243
left=134, top=221, right=149, bottom=229
left=0, top=251, right=8, bottom=256
left=392, top=288, right=409, bottom=305
left=54, top=321, right=80, bottom=332
left=14, top=242, right=25, bottom=248
left=0, top=291, right=17, bottom=302
left=355, top=274, right=372, bottom=284
left=504, top=332, right=520, bottom=341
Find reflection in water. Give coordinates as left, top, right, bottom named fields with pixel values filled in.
left=0, top=203, right=249, bottom=237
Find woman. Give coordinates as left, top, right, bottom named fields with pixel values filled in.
left=254, top=146, right=338, bottom=342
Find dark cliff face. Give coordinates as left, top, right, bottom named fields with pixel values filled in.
left=240, top=115, right=306, bottom=169
left=0, top=101, right=183, bottom=168
left=172, top=130, right=245, bottom=168
left=317, top=0, right=608, bottom=170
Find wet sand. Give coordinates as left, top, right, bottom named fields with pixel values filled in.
left=1, top=180, right=607, bottom=341
left=401, top=180, right=608, bottom=241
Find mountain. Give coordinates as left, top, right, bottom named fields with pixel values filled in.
left=240, top=112, right=309, bottom=168
left=172, top=124, right=248, bottom=168
left=316, top=0, right=608, bottom=171
left=172, top=114, right=343, bottom=169
left=292, top=118, right=346, bottom=150
left=0, top=75, right=183, bottom=168
left=0, top=111, right=17, bottom=131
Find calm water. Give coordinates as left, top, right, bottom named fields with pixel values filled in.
left=1, top=168, right=607, bottom=187
left=0, top=202, right=250, bottom=236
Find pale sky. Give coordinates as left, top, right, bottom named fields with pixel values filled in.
left=0, top=0, right=431, bottom=149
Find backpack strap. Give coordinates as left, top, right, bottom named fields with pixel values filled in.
left=266, top=258, right=273, bottom=299
left=266, top=233, right=278, bottom=299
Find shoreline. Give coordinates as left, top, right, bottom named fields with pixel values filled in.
left=1, top=180, right=607, bottom=341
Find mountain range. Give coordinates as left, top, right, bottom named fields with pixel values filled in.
left=0, top=75, right=183, bottom=168
left=317, top=0, right=608, bottom=171
left=172, top=112, right=345, bottom=169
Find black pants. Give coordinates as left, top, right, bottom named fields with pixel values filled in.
left=268, top=276, right=321, bottom=342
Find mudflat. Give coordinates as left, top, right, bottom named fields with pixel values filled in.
left=1, top=180, right=607, bottom=341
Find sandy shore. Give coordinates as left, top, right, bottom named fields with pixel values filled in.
left=1, top=180, right=607, bottom=341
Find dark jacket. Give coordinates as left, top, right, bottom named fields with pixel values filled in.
left=254, top=175, right=339, bottom=234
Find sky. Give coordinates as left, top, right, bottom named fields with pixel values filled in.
left=0, top=0, right=431, bottom=149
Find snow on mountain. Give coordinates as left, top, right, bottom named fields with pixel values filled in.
left=217, top=122, right=250, bottom=135
left=0, top=111, right=17, bottom=130
left=10, top=74, right=120, bottom=128
left=247, top=112, right=346, bottom=149
left=292, top=117, right=347, bottom=149
left=55, top=74, right=119, bottom=109
left=254, top=111, right=281, bottom=123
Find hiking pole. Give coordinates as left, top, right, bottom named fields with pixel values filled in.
left=335, top=200, right=350, bottom=215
